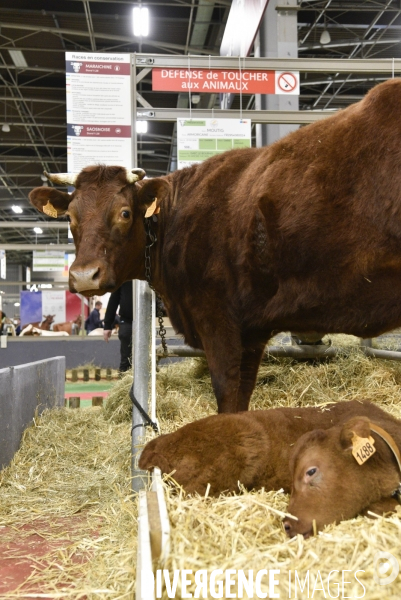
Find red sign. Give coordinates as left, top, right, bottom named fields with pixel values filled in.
left=67, top=124, right=131, bottom=138
left=66, top=61, right=130, bottom=76
left=152, top=68, right=275, bottom=94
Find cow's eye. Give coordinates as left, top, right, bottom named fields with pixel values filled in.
left=306, top=468, right=317, bottom=478
left=121, top=210, right=131, bottom=219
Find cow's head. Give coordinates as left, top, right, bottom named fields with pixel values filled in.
left=283, top=417, right=400, bottom=538
left=29, top=165, right=171, bottom=296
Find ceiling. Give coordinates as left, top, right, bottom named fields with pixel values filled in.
left=1, top=0, right=401, bottom=262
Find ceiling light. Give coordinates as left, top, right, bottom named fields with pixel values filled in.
left=12, top=205, right=23, bottom=213
left=137, top=120, right=148, bottom=134
left=14, top=302, right=20, bottom=307
left=33, top=227, right=43, bottom=234
left=133, top=7, right=149, bottom=37
left=320, top=29, right=331, bottom=44
left=1, top=123, right=10, bottom=133
left=8, top=50, right=28, bottom=68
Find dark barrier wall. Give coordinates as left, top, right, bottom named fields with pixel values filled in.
left=0, top=357, right=65, bottom=470
left=0, top=338, right=120, bottom=369
left=0, top=336, right=183, bottom=369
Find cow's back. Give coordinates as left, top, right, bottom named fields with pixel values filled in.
left=159, top=79, right=401, bottom=344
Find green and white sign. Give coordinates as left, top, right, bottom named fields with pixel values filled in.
left=33, top=250, right=66, bottom=272
left=177, top=118, right=251, bottom=169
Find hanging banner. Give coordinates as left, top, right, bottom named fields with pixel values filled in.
left=177, top=118, right=251, bottom=169
left=20, top=291, right=42, bottom=327
left=20, top=290, right=87, bottom=327
left=65, top=52, right=132, bottom=172
left=153, top=68, right=299, bottom=95
left=33, top=250, right=66, bottom=272
left=42, top=290, right=66, bottom=324
left=220, top=0, right=270, bottom=59
left=219, top=0, right=270, bottom=109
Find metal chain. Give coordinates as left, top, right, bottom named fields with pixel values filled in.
left=144, top=217, right=168, bottom=355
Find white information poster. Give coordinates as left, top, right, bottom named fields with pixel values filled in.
left=65, top=52, right=132, bottom=172
left=42, top=290, right=66, bottom=323
left=177, top=118, right=251, bottom=169
left=0, top=250, right=5, bottom=279
left=33, top=250, right=65, bottom=272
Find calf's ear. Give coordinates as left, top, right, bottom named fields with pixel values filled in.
left=340, top=416, right=371, bottom=451
left=136, top=178, right=171, bottom=214
left=29, top=187, right=72, bottom=217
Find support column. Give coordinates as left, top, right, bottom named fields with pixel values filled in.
left=255, top=0, right=299, bottom=147
left=131, top=279, right=152, bottom=493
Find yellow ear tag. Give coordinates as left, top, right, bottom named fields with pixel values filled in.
left=43, top=200, right=58, bottom=219
left=145, top=198, right=160, bottom=218
left=351, top=433, right=376, bottom=465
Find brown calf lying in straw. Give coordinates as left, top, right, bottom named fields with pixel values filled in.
left=139, top=400, right=401, bottom=535
left=284, top=412, right=401, bottom=538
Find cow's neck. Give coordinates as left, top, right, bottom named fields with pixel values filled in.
left=139, top=172, right=178, bottom=298
left=142, top=214, right=166, bottom=298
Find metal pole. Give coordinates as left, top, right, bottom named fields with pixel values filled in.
left=80, top=295, right=85, bottom=337
left=132, top=280, right=153, bottom=493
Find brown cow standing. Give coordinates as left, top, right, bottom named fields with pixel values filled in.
left=53, top=315, right=82, bottom=335
left=139, top=400, right=401, bottom=503
left=283, top=412, right=401, bottom=538
left=29, top=79, right=401, bottom=413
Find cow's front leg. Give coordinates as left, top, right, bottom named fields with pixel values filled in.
left=237, top=343, right=267, bottom=412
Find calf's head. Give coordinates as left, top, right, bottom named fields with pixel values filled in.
left=283, top=417, right=400, bottom=538
left=29, top=166, right=170, bottom=296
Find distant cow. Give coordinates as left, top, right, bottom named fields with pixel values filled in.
left=21, top=315, right=55, bottom=335
left=53, top=315, right=82, bottom=335
left=29, top=79, right=401, bottom=413
left=284, top=410, right=401, bottom=538
left=139, top=400, right=399, bottom=500
left=20, top=324, right=69, bottom=336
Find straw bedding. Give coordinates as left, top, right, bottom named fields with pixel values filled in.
left=2, top=335, right=401, bottom=598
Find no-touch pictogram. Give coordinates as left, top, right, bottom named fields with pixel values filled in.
left=275, top=71, right=300, bottom=95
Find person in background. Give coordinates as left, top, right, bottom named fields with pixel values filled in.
left=0, top=310, right=6, bottom=335
left=103, top=281, right=133, bottom=373
left=15, top=318, right=21, bottom=336
left=85, top=300, right=103, bottom=333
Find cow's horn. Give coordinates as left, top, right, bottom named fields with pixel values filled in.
left=43, top=171, right=78, bottom=186
left=126, top=168, right=146, bottom=183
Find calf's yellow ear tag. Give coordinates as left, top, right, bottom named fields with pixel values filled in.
left=145, top=197, right=160, bottom=218
left=43, top=200, right=58, bottom=219
left=351, top=432, right=376, bottom=465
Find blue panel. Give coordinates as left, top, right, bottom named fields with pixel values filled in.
left=20, top=291, right=42, bottom=327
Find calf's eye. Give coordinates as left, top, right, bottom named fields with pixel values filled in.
left=306, top=467, right=317, bottom=477
left=121, top=210, right=131, bottom=219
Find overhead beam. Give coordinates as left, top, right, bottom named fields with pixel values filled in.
left=0, top=222, right=69, bottom=228
left=137, top=108, right=336, bottom=123
left=0, top=244, right=74, bottom=251
left=136, top=54, right=401, bottom=72
left=0, top=157, right=66, bottom=163
left=0, top=22, right=220, bottom=56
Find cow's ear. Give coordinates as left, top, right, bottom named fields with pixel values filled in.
left=136, top=178, right=171, bottom=215
left=340, top=417, right=371, bottom=451
left=29, top=187, right=72, bottom=217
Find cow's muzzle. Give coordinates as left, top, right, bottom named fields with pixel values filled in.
left=282, top=515, right=311, bottom=538
left=69, top=263, right=114, bottom=295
